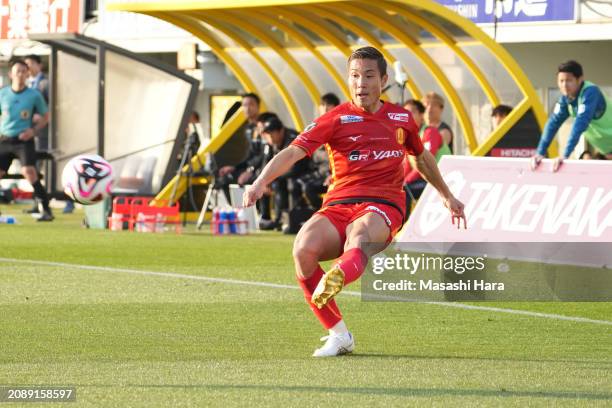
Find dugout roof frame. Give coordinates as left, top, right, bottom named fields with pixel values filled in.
left=106, top=0, right=556, bottom=202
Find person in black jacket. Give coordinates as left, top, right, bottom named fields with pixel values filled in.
left=257, top=114, right=311, bottom=230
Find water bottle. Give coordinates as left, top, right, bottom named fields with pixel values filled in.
left=155, top=213, right=165, bottom=233
left=212, top=207, right=220, bottom=234
left=0, top=215, right=17, bottom=224
left=110, top=212, right=122, bottom=231
left=219, top=208, right=228, bottom=234
left=135, top=212, right=145, bottom=232
left=228, top=207, right=237, bottom=234
left=237, top=209, right=247, bottom=235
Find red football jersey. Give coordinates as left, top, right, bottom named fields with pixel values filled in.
left=291, top=101, right=423, bottom=214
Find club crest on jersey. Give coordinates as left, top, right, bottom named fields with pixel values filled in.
left=396, top=127, right=405, bottom=145
left=340, top=115, right=364, bottom=124
left=388, top=112, right=410, bottom=122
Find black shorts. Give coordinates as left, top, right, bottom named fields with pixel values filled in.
left=0, top=138, right=37, bottom=171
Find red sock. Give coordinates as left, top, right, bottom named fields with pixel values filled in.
left=297, top=265, right=342, bottom=329
left=334, top=247, right=369, bottom=285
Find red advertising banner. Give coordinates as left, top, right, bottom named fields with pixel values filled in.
left=398, top=157, right=612, bottom=242
left=0, top=0, right=81, bottom=40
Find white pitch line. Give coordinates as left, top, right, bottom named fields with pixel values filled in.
left=1, top=257, right=611, bottom=326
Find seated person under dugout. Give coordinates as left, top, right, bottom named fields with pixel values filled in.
left=106, top=1, right=558, bottom=225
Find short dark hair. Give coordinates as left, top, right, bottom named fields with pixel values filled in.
left=558, top=60, right=583, bottom=78
left=242, top=92, right=260, bottom=105
left=492, top=104, right=513, bottom=118
left=191, top=110, right=200, bottom=121
left=404, top=99, right=425, bottom=114
left=8, top=58, right=27, bottom=69
left=348, top=46, right=387, bottom=78
left=321, top=92, right=340, bottom=107
left=24, top=54, right=42, bottom=64
left=256, top=112, right=278, bottom=124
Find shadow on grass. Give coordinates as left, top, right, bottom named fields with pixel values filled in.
left=350, top=353, right=612, bottom=367
left=63, top=383, right=611, bottom=400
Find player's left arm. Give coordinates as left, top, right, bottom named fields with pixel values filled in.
left=563, top=87, right=603, bottom=156
left=21, top=93, right=49, bottom=141
left=413, top=149, right=466, bottom=229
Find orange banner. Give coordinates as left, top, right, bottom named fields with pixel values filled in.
left=0, top=0, right=82, bottom=40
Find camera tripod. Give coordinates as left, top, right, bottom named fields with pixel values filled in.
left=169, top=130, right=207, bottom=225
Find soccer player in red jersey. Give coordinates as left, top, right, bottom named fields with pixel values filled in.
left=243, top=47, right=466, bottom=357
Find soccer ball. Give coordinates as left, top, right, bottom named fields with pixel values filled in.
left=62, top=154, right=113, bottom=205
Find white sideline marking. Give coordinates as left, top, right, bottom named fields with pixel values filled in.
left=1, top=257, right=611, bottom=326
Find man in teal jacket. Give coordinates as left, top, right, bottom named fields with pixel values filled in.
left=0, top=59, right=52, bottom=221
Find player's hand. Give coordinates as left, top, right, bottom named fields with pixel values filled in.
left=243, top=180, right=266, bottom=208
left=18, top=128, right=35, bottom=141
left=218, top=165, right=235, bottom=177
left=443, top=195, right=467, bottom=229
left=530, top=154, right=544, bottom=171
left=237, top=169, right=253, bottom=185
left=552, top=157, right=564, bottom=172
left=323, top=174, right=333, bottom=186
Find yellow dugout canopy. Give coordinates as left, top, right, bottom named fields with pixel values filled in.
left=106, top=0, right=553, bottom=202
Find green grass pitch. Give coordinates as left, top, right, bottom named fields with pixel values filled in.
left=0, top=204, right=610, bottom=407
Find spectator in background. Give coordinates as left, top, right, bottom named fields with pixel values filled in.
left=216, top=93, right=263, bottom=200
left=318, top=92, right=341, bottom=116
left=532, top=60, right=612, bottom=171
left=256, top=114, right=311, bottom=230
left=403, top=99, right=450, bottom=216
left=0, top=59, right=53, bottom=221
left=177, top=110, right=202, bottom=163
left=24, top=55, right=49, bottom=151
left=491, top=104, right=513, bottom=129
left=423, top=91, right=454, bottom=153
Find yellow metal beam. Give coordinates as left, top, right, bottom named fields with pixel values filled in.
left=381, top=1, right=500, bottom=107
left=390, top=0, right=555, bottom=156
left=107, top=0, right=349, bottom=12
left=189, top=12, right=304, bottom=129
left=311, top=4, right=422, bottom=100
left=472, top=97, right=530, bottom=157
left=154, top=105, right=247, bottom=203
left=200, top=10, right=321, bottom=108
left=268, top=6, right=353, bottom=57
left=340, top=3, right=477, bottom=152
left=269, top=7, right=394, bottom=101
left=147, top=12, right=259, bottom=95
left=253, top=8, right=350, bottom=100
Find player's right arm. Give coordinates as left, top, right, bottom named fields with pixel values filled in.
left=243, top=113, right=334, bottom=207
left=243, top=145, right=307, bottom=207
left=531, top=97, right=569, bottom=169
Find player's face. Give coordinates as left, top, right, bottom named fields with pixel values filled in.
left=425, top=101, right=443, bottom=124
left=25, top=59, right=41, bottom=76
left=557, top=72, right=582, bottom=99
left=492, top=114, right=506, bottom=129
left=318, top=103, right=334, bottom=116
left=405, top=104, right=423, bottom=127
left=9, top=63, right=28, bottom=87
left=241, top=97, right=260, bottom=122
left=348, top=58, right=387, bottom=112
